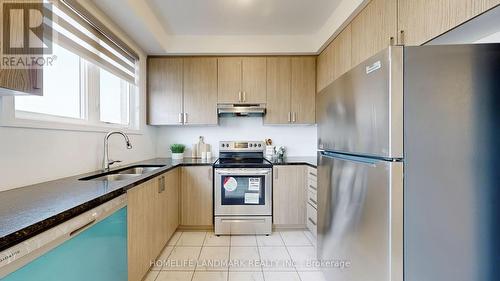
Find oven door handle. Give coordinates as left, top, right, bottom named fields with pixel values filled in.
left=215, top=169, right=271, bottom=175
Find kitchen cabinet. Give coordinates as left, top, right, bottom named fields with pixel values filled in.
left=148, top=57, right=217, bottom=125
left=127, top=170, right=179, bottom=281
left=265, top=57, right=291, bottom=124
left=351, top=0, right=397, bottom=67
left=291, top=57, right=316, bottom=124
left=166, top=167, right=180, bottom=238
left=273, top=165, right=307, bottom=226
left=316, top=25, right=351, bottom=93
left=180, top=166, right=213, bottom=227
left=265, top=56, right=316, bottom=125
left=0, top=69, right=43, bottom=95
left=147, top=57, right=183, bottom=125
left=217, top=57, right=266, bottom=103
left=398, top=0, right=500, bottom=46
left=183, top=57, right=218, bottom=125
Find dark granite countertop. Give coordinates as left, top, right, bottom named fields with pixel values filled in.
left=0, top=156, right=317, bottom=252
left=270, top=156, right=317, bottom=168
left=0, top=158, right=215, bottom=252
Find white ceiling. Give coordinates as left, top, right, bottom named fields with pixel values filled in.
left=91, top=0, right=366, bottom=54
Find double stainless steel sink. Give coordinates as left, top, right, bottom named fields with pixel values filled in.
left=80, top=165, right=163, bottom=182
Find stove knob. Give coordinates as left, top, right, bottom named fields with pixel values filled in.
left=249, top=143, right=253, bottom=147
left=258, top=144, right=262, bottom=147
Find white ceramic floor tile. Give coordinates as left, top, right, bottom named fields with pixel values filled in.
left=196, top=246, right=230, bottom=271
left=231, top=235, right=257, bottom=246
left=256, top=233, right=284, bottom=247
left=176, top=232, right=207, bottom=246
left=229, top=246, right=261, bottom=271
left=263, top=271, right=301, bottom=281
left=156, top=271, right=193, bottom=281
left=279, top=231, right=312, bottom=246
left=192, top=271, right=228, bottom=281
left=204, top=232, right=231, bottom=246
left=167, top=232, right=183, bottom=246
left=259, top=247, right=294, bottom=271
left=143, top=270, right=159, bottom=281
left=228, top=271, right=265, bottom=281
left=287, top=246, right=318, bottom=271
left=164, top=246, right=202, bottom=270
left=298, top=271, right=327, bottom=281
left=303, top=230, right=317, bottom=246
left=151, top=246, right=175, bottom=270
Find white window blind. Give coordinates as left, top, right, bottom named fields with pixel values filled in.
left=44, top=0, right=138, bottom=84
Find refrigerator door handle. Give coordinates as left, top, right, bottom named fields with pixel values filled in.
left=320, top=151, right=379, bottom=166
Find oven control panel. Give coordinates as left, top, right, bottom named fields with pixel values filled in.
left=219, top=141, right=265, bottom=152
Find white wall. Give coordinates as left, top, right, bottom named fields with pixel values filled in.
left=156, top=117, right=317, bottom=157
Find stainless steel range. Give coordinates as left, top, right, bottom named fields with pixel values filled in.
left=214, top=141, right=272, bottom=235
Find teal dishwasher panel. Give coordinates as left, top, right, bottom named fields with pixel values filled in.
left=2, top=207, right=127, bottom=281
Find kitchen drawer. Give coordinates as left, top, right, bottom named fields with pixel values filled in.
left=308, top=190, right=317, bottom=209
left=307, top=178, right=317, bottom=194
left=306, top=203, right=317, bottom=236
left=307, top=167, right=317, bottom=180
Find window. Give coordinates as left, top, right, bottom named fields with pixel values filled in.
left=99, top=68, right=130, bottom=125
left=15, top=44, right=83, bottom=119
left=1, top=0, right=140, bottom=132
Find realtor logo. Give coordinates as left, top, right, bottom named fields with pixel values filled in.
left=1, top=1, right=54, bottom=69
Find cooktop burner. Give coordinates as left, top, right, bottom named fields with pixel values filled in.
left=214, top=158, right=272, bottom=168
left=214, top=141, right=272, bottom=168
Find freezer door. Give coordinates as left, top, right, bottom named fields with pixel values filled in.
left=317, top=151, right=403, bottom=281
left=316, top=47, right=403, bottom=159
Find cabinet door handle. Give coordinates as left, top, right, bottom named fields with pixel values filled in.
left=309, top=184, right=317, bottom=191
left=309, top=172, right=316, bottom=177
left=243, top=91, right=246, bottom=102
left=399, top=30, right=405, bottom=45
left=308, top=217, right=317, bottom=226
left=184, top=113, right=188, bottom=124
left=292, top=112, right=296, bottom=123
left=288, top=112, right=291, bottom=123
left=70, top=219, right=96, bottom=236
left=178, top=113, right=183, bottom=124
left=309, top=198, right=317, bottom=205
left=238, top=91, right=242, bottom=102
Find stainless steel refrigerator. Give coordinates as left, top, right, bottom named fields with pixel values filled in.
left=316, top=44, right=500, bottom=281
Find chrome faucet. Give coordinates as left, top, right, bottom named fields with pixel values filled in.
left=103, top=131, right=133, bottom=171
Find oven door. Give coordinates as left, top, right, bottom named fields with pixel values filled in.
left=215, top=168, right=272, bottom=216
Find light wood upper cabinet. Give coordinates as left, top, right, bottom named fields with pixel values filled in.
left=217, top=57, right=266, bottom=103
left=351, top=0, right=397, bottom=67
left=180, top=166, right=213, bottom=227
left=147, top=58, right=183, bottom=125
left=218, top=57, right=242, bottom=103
left=273, top=165, right=307, bottom=226
left=266, top=57, right=316, bottom=125
left=316, top=25, right=351, bottom=93
left=265, top=57, right=292, bottom=124
left=183, top=58, right=218, bottom=125
left=398, top=0, right=500, bottom=46
left=332, top=25, right=352, bottom=81
left=241, top=57, right=267, bottom=103
left=291, top=57, right=316, bottom=124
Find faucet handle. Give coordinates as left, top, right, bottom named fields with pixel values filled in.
left=108, top=160, right=122, bottom=166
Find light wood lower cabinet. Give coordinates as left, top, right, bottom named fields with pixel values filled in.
left=180, top=166, right=213, bottom=227
left=127, top=169, right=179, bottom=281
left=273, top=165, right=307, bottom=226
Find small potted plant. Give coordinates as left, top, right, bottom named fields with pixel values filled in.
left=170, top=144, right=185, bottom=160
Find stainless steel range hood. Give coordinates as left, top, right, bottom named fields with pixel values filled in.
left=217, top=104, right=266, bottom=117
